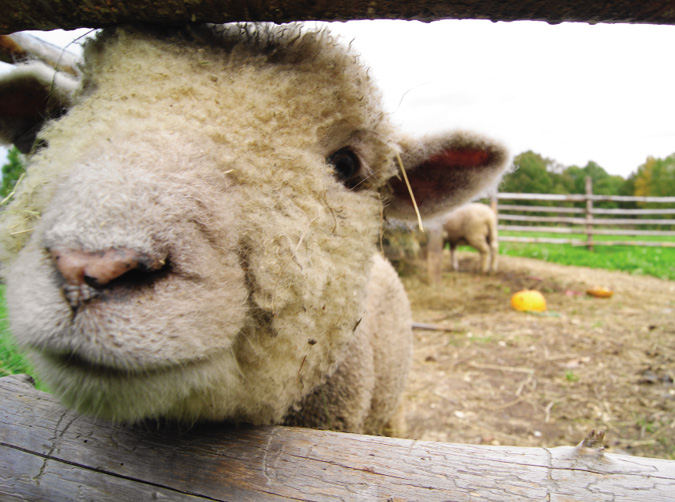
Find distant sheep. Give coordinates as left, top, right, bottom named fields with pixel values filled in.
left=442, top=203, right=499, bottom=273
left=0, top=24, right=508, bottom=433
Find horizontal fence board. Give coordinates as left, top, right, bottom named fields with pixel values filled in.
left=499, top=193, right=675, bottom=203
left=500, top=225, right=675, bottom=237
left=500, top=236, right=587, bottom=245
left=499, top=205, right=675, bottom=216
left=499, top=225, right=586, bottom=234
left=498, top=204, right=586, bottom=214
left=592, top=207, right=675, bottom=215
left=6, top=0, right=675, bottom=35
left=501, top=236, right=675, bottom=247
left=500, top=215, right=587, bottom=224
left=498, top=193, right=588, bottom=202
left=589, top=194, right=675, bottom=203
left=2, top=374, right=675, bottom=502
left=581, top=240, right=675, bottom=247
left=499, top=214, right=675, bottom=226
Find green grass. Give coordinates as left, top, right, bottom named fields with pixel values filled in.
left=496, top=231, right=675, bottom=281
left=0, top=284, right=38, bottom=380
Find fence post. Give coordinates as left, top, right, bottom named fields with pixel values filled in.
left=426, top=224, right=444, bottom=286
left=585, top=176, right=594, bottom=251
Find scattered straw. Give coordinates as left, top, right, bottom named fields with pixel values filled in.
left=403, top=256, right=675, bottom=458
left=395, top=152, right=423, bottom=232
left=0, top=172, right=25, bottom=207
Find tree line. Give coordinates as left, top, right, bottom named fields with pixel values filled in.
left=500, top=150, right=675, bottom=208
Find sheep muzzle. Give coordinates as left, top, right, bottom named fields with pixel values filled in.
left=50, top=247, right=168, bottom=307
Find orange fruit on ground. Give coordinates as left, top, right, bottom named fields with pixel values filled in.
left=586, top=287, right=613, bottom=298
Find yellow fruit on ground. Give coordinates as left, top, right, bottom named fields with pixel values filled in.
left=586, top=287, right=613, bottom=298
left=510, top=290, right=547, bottom=312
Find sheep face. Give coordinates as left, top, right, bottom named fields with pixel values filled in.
left=0, top=24, right=508, bottom=427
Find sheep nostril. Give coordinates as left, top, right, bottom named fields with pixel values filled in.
left=50, top=248, right=165, bottom=289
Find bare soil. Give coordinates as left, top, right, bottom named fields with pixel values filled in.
left=399, top=252, right=675, bottom=459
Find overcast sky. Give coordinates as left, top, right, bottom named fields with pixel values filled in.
left=3, top=19, right=675, bottom=178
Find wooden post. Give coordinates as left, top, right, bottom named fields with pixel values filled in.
left=585, top=176, right=594, bottom=251
left=426, top=224, right=443, bottom=286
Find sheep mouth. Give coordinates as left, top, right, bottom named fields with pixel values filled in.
left=43, top=350, right=181, bottom=378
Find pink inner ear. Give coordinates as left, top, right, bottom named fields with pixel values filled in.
left=427, top=149, right=493, bottom=168
left=390, top=147, right=497, bottom=211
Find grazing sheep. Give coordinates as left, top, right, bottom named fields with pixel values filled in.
left=0, top=24, right=508, bottom=433
left=442, top=203, right=499, bottom=273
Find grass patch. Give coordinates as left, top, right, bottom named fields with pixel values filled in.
left=488, top=231, right=675, bottom=281
left=564, top=370, right=580, bottom=383
left=0, top=285, right=43, bottom=388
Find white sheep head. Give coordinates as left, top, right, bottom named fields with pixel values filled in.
left=0, top=24, right=508, bottom=429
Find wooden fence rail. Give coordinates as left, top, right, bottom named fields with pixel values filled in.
left=2, top=374, right=675, bottom=501
left=496, top=192, right=675, bottom=203
left=499, top=204, right=675, bottom=215
left=495, top=177, right=675, bottom=249
left=500, top=214, right=675, bottom=226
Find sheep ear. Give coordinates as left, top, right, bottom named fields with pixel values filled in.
left=385, top=131, right=509, bottom=221
left=0, top=63, right=77, bottom=153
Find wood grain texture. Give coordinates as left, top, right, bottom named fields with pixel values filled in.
left=2, top=0, right=675, bottom=34
left=0, top=33, right=80, bottom=76
left=1, top=374, right=674, bottom=501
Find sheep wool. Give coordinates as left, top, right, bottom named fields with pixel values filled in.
left=0, top=24, right=509, bottom=433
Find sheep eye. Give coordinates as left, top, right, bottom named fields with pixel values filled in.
left=328, top=148, right=362, bottom=189
left=33, top=139, right=49, bottom=154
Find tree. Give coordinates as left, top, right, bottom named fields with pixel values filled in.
left=1, top=146, right=25, bottom=202
left=559, top=161, right=617, bottom=193
left=633, top=154, right=675, bottom=198
left=633, top=157, right=655, bottom=198
left=557, top=160, right=623, bottom=208
left=559, top=165, right=585, bottom=194
left=499, top=151, right=556, bottom=196
left=630, top=155, right=675, bottom=224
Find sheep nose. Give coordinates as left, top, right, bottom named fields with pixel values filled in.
left=50, top=248, right=160, bottom=288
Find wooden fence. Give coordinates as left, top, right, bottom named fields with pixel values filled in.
left=2, top=374, right=675, bottom=501
left=495, top=177, right=675, bottom=250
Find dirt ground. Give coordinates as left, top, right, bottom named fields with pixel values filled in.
left=398, top=252, right=675, bottom=459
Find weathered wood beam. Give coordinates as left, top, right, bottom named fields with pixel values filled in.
left=500, top=225, right=675, bottom=237
left=2, top=374, right=675, bottom=501
left=500, top=214, right=675, bottom=225
left=0, top=32, right=80, bottom=76
left=2, top=0, right=675, bottom=35
left=499, top=192, right=675, bottom=203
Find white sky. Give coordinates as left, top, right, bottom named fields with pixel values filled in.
left=2, top=20, right=675, bottom=178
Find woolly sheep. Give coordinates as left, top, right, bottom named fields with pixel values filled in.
left=0, top=24, right=508, bottom=434
left=442, top=202, right=499, bottom=273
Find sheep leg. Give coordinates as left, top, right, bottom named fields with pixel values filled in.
left=450, top=244, right=459, bottom=271
left=382, top=402, right=406, bottom=437
left=489, top=241, right=499, bottom=272
left=467, top=235, right=491, bottom=273
left=480, top=251, right=489, bottom=273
